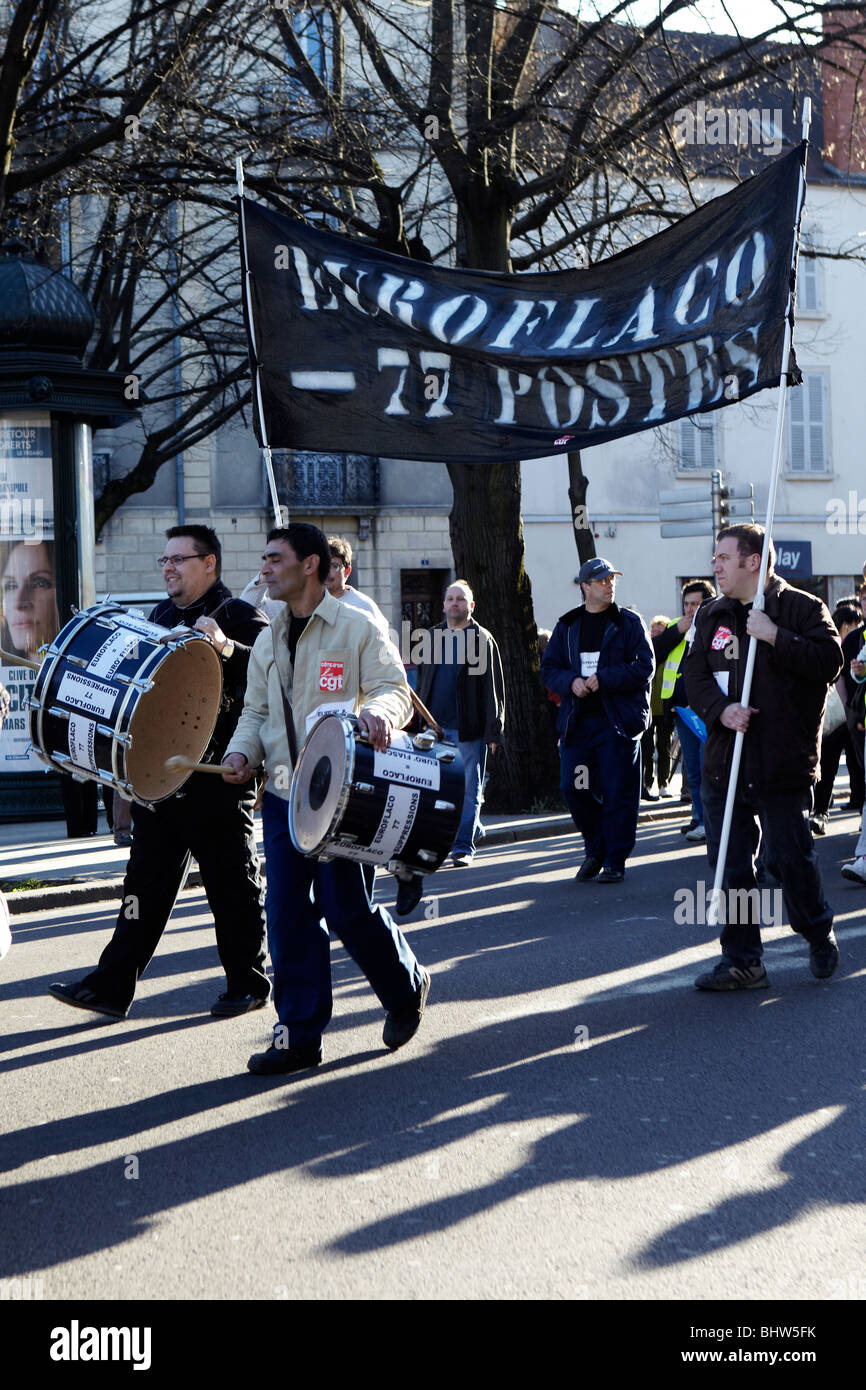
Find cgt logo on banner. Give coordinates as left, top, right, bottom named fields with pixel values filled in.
left=239, top=145, right=805, bottom=464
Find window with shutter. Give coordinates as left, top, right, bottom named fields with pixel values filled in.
left=788, top=372, right=827, bottom=473
left=678, top=416, right=716, bottom=471
left=797, top=256, right=819, bottom=312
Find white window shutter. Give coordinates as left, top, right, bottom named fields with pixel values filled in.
left=788, top=373, right=826, bottom=472
left=678, top=418, right=697, bottom=470
left=808, top=374, right=826, bottom=470
left=797, top=257, right=819, bottom=312
left=699, top=419, right=716, bottom=469
left=678, top=416, right=715, bottom=470
left=789, top=384, right=806, bottom=472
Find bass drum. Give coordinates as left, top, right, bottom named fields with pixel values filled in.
left=290, top=714, right=464, bottom=875
left=28, top=603, right=223, bottom=806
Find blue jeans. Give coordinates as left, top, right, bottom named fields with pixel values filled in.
left=701, top=780, right=833, bottom=965
left=675, top=712, right=704, bottom=825
left=443, top=730, right=486, bottom=857
left=262, top=793, right=424, bottom=1047
left=559, top=716, right=641, bottom=871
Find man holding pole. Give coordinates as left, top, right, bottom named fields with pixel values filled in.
left=684, top=524, right=843, bottom=990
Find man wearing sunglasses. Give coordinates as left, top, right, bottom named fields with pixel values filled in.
left=49, top=525, right=271, bottom=1022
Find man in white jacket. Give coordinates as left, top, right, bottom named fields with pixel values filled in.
left=223, top=523, right=430, bottom=1076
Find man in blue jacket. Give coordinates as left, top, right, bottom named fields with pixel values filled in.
left=541, top=558, right=654, bottom=883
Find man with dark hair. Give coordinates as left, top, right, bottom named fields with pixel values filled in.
left=684, top=523, right=843, bottom=990
left=652, top=578, right=716, bottom=841
left=49, top=526, right=270, bottom=1021
left=325, top=534, right=390, bottom=635
left=223, top=523, right=429, bottom=1075
left=541, top=557, right=654, bottom=884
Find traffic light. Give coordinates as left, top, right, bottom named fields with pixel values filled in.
left=713, top=473, right=755, bottom=532
left=659, top=472, right=753, bottom=539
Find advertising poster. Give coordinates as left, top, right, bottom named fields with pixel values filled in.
left=0, top=414, right=57, bottom=772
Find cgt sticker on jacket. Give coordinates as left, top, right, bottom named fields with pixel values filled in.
left=319, top=660, right=345, bottom=693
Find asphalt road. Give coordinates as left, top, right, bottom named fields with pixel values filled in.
left=1, top=809, right=864, bottom=1304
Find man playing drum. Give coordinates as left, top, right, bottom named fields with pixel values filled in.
left=48, top=526, right=270, bottom=1020
left=222, top=522, right=430, bottom=1076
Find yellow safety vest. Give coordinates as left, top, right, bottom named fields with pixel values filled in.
left=660, top=621, right=686, bottom=702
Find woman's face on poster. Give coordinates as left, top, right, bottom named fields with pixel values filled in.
left=2, top=542, right=57, bottom=658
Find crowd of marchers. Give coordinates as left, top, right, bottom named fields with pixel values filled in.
left=22, top=517, right=864, bottom=1076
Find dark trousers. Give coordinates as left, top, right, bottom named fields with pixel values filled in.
left=641, top=713, right=673, bottom=790
left=60, top=775, right=113, bottom=836
left=701, top=779, right=833, bottom=965
left=815, top=722, right=865, bottom=815
left=83, top=776, right=268, bottom=1011
left=262, top=792, right=424, bottom=1047
left=559, top=715, right=641, bottom=870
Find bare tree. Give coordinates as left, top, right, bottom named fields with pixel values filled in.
left=228, top=0, right=866, bottom=806
left=8, top=0, right=866, bottom=805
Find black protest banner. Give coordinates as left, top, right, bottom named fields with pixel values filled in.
left=239, top=145, right=804, bottom=464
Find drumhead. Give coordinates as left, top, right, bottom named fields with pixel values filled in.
left=290, top=715, right=354, bottom=853
left=126, top=638, right=223, bottom=800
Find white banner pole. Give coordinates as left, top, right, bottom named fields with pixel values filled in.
left=707, top=100, right=812, bottom=928
left=237, top=156, right=284, bottom=527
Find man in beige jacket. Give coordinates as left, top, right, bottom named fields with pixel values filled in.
left=223, top=523, right=430, bottom=1075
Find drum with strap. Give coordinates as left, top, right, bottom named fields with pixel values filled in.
left=27, top=602, right=223, bottom=806
left=289, top=713, right=464, bottom=876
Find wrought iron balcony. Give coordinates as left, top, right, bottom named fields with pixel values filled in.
left=279, top=451, right=379, bottom=511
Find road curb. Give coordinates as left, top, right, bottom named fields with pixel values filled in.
left=5, top=801, right=690, bottom=915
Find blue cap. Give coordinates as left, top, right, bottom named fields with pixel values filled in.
left=577, top=557, right=622, bottom=585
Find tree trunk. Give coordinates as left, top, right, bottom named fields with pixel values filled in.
left=446, top=458, right=557, bottom=809
left=446, top=195, right=559, bottom=811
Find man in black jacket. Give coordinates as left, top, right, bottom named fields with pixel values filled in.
left=541, top=558, right=654, bottom=884
left=415, top=581, right=505, bottom=866
left=48, top=526, right=270, bottom=1020
left=684, top=524, right=843, bottom=990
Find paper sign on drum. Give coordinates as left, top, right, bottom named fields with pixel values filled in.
left=333, top=784, right=420, bottom=863
left=373, top=731, right=440, bottom=790
left=56, top=670, right=118, bottom=720
left=87, top=628, right=145, bottom=680
left=68, top=715, right=98, bottom=773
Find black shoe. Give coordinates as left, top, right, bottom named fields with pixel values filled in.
left=680, top=818, right=699, bottom=836
left=597, top=866, right=625, bottom=884
left=383, top=968, right=430, bottom=1051
left=694, top=959, right=769, bottom=991
left=395, top=873, right=424, bottom=917
left=575, top=855, right=603, bottom=882
left=809, top=932, right=840, bottom=980
left=641, top=789, right=659, bottom=801
left=211, top=992, right=270, bottom=1018
left=247, top=1043, right=322, bottom=1075
left=48, top=981, right=127, bottom=1020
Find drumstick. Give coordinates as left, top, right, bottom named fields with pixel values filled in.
left=0, top=648, right=41, bottom=671
left=409, top=687, right=444, bottom=739
left=164, top=755, right=229, bottom=775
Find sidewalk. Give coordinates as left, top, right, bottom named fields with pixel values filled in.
left=0, top=793, right=690, bottom=915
